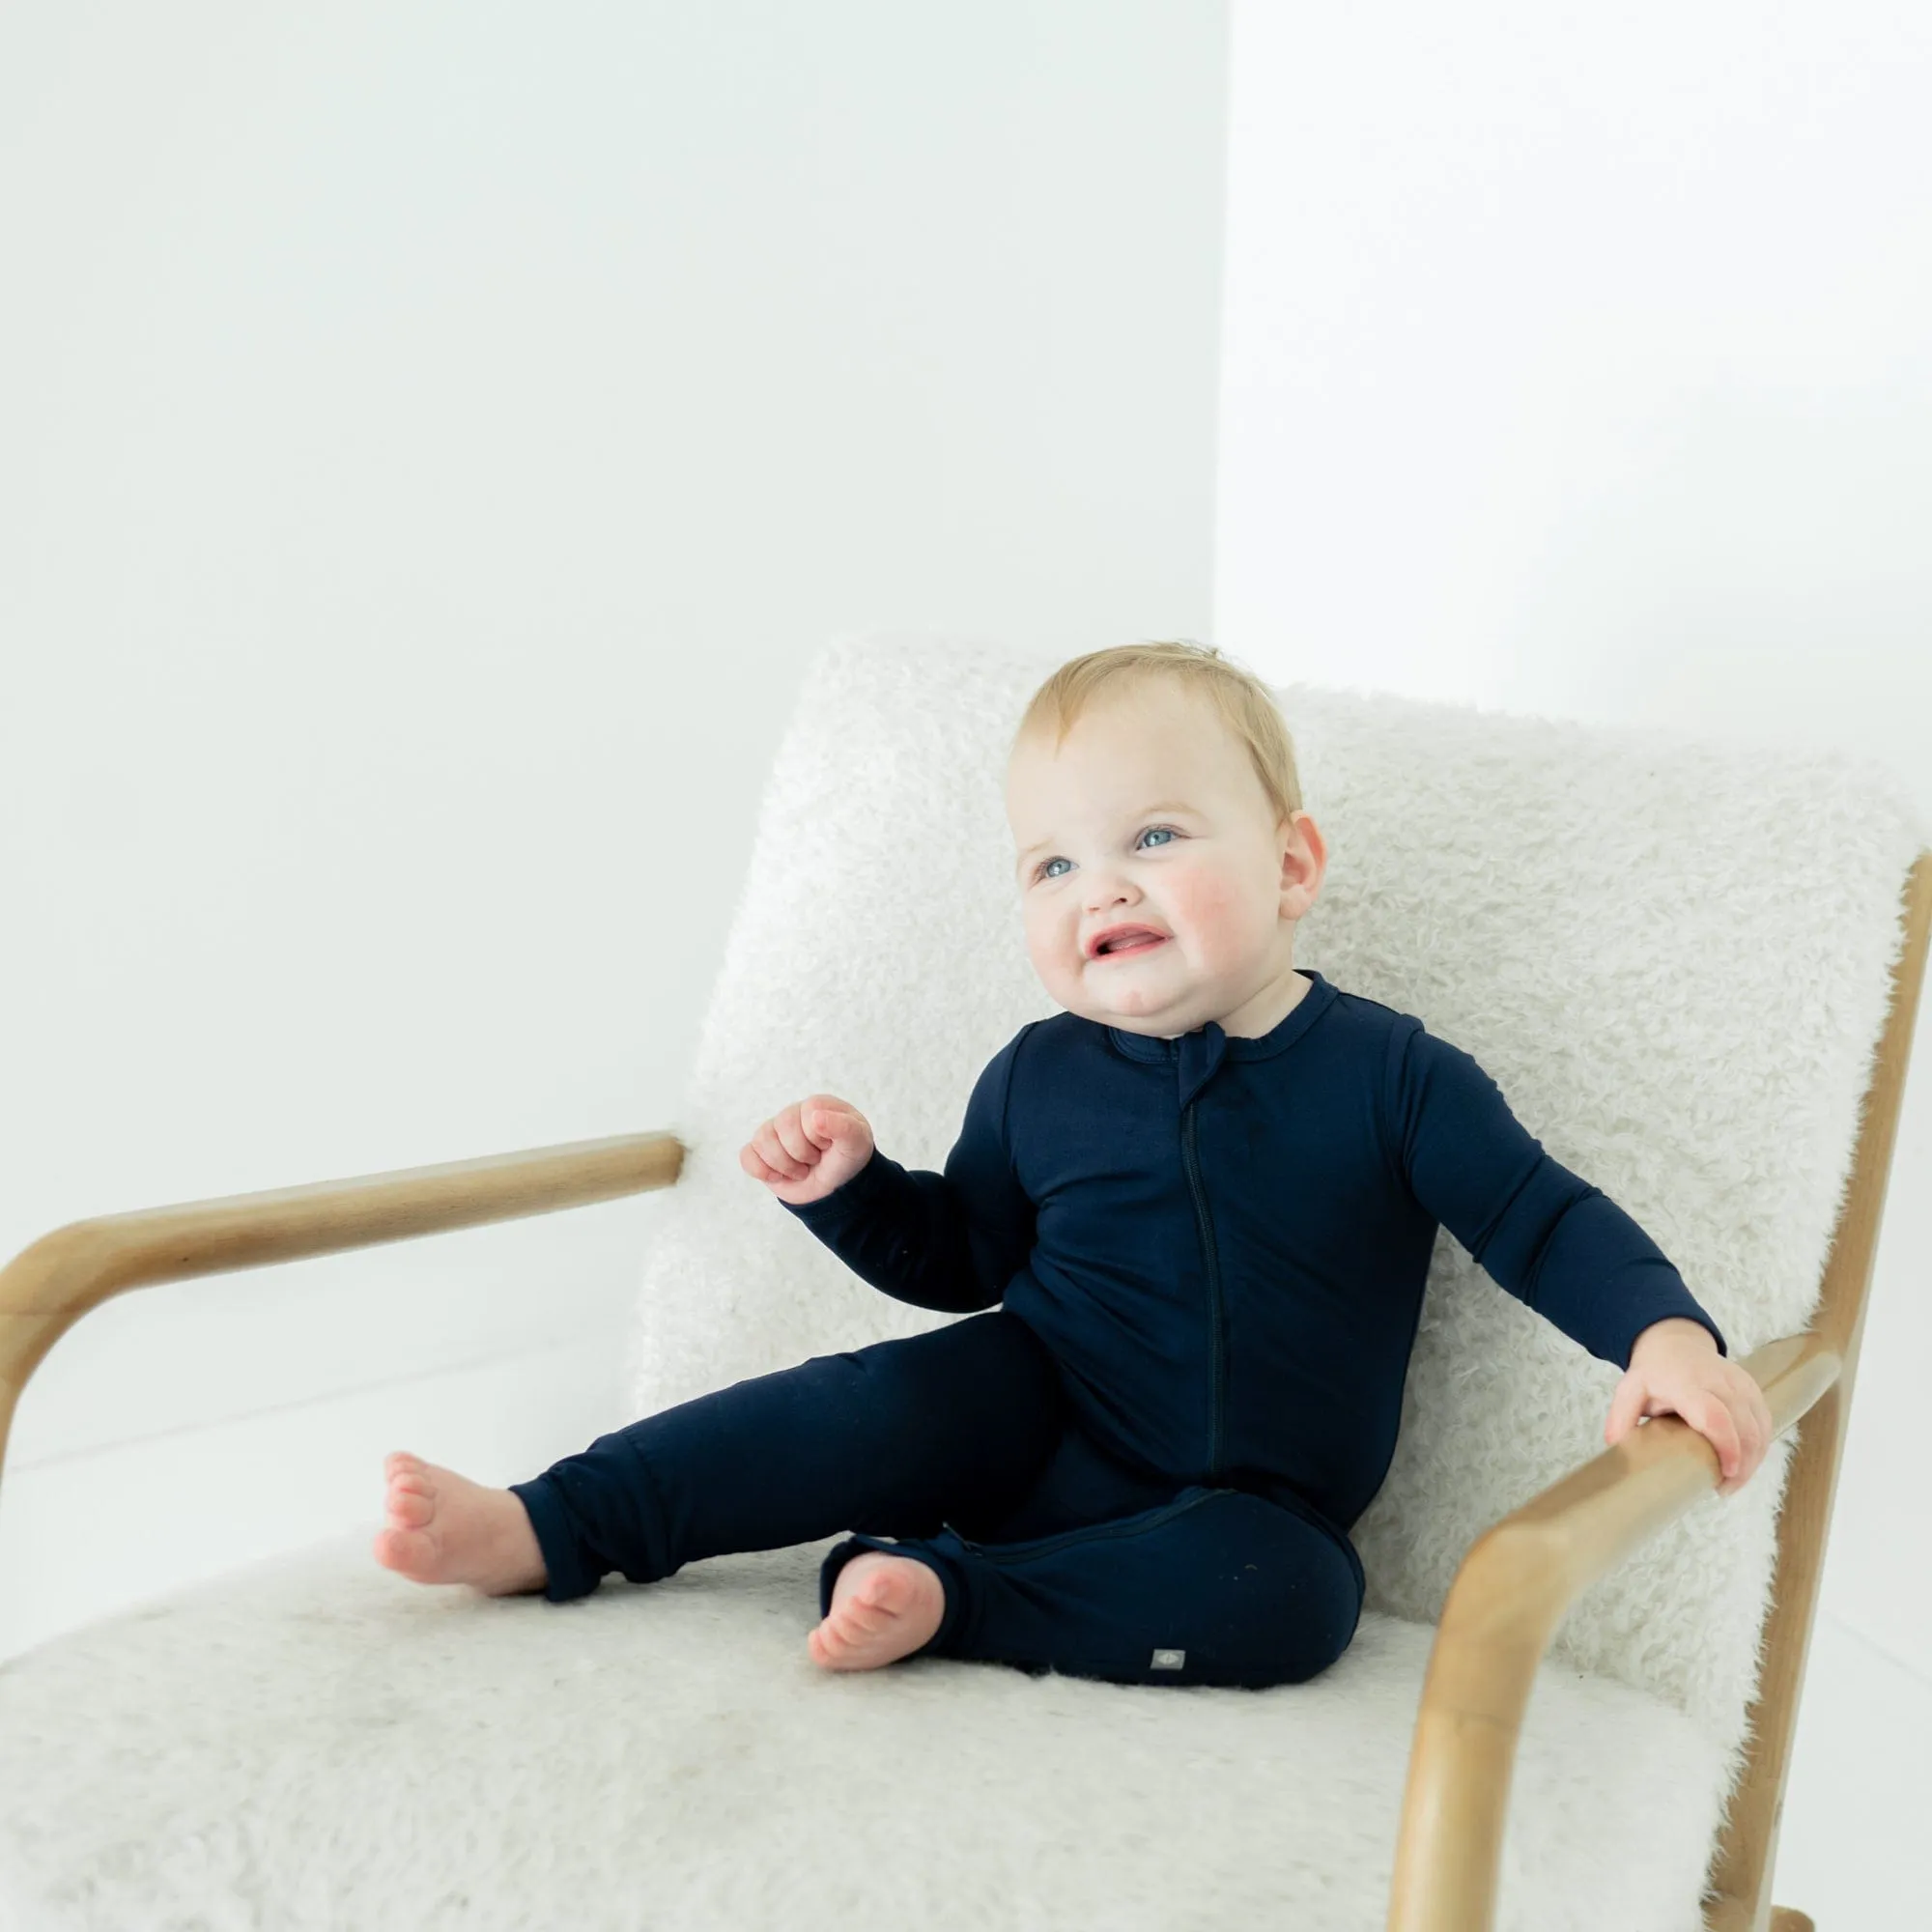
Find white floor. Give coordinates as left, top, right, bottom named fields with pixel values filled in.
left=1776, top=1611, right=1930, bottom=1925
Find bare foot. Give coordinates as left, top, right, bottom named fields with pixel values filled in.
left=372, top=1451, right=549, bottom=1596
left=808, top=1550, right=946, bottom=1671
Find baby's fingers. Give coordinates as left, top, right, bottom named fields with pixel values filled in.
left=1724, top=1383, right=1775, bottom=1497
left=800, top=1101, right=859, bottom=1146
left=796, top=1098, right=871, bottom=1161
left=750, top=1121, right=811, bottom=1179
left=771, top=1110, right=817, bottom=1166
left=1694, top=1393, right=1744, bottom=1492
left=738, top=1141, right=792, bottom=1184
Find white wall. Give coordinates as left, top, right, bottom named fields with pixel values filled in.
left=1217, top=3, right=1930, bottom=1918
left=0, top=0, right=1231, bottom=1660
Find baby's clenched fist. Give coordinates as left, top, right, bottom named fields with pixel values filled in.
left=740, top=1094, right=876, bottom=1208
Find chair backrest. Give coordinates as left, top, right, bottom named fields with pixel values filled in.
left=628, top=629, right=1926, bottom=1766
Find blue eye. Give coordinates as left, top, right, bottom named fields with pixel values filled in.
left=1033, top=824, right=1178, bottom=883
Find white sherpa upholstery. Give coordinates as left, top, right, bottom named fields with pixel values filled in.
left=0, top=630, right=1922, bottom=1932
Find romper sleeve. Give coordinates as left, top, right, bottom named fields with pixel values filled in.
left=1383, top=1018, right=1728, bottom=1372
left=778, top=1025, right=1038, bottom=1315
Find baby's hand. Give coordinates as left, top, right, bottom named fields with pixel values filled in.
left=1605, top=1319, right=1774, bottom=1500
left=740, top=1094, right=877, bottom=1208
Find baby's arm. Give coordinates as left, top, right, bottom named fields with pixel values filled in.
left=774, top=1026, right=1038, bottom=1314
left=1385, top=1020, right=1726, bottom=1369
left=1387, top=1019, right=1772, bottom=1492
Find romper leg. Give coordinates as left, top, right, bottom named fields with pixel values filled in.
left=507, top=1309, right=1066, bottom=1604
left=822, top=1486, right=1364, bottom=1689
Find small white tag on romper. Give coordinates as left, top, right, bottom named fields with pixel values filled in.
left=1151, top=1648, right=1185, bottom=1670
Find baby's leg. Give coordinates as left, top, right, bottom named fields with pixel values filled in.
left=810, top=1407, right=1175, bottom=1673
left=820, top=1484, right=1364, bottom=1688
left=377, top=1309, right=1066, bottom=1605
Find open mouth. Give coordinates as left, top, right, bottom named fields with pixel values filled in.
left=1094, top=934, right=1167, bottom=960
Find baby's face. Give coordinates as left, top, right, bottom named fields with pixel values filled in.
left=1005, top=688, right=1323, bottom=1037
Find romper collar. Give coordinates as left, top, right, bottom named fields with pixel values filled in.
left=1103, top=969, right=1339, bottom=1067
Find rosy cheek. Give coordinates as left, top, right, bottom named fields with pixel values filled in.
left=1165, top=873, right=1246, bottom=952
left=1023, top=915, right=1075, bottom=972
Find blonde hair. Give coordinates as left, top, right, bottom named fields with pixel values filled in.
left=1011, top=639, right=1303, bottom=831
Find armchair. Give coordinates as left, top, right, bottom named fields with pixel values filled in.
left=3, top=632, right=1925, bottom=1931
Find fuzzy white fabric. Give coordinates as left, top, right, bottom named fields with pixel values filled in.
left=0, top=630, right=1922, bottom=1932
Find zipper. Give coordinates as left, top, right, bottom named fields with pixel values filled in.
left=941, top=1488, right=1216, bottom=1563
left=1180, top=1098, right=1225, bottom=1482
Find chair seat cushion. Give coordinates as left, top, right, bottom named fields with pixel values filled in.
left=0, top=1531, right=1730, bottom=1932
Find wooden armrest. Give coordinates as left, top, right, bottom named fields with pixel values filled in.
left=1385, top=1326, right=1839, bottom=1932
left=0, top=1129, right=686, bottom=1489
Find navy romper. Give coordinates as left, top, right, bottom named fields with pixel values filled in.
left=511, top=970, right=1727, bottom=1690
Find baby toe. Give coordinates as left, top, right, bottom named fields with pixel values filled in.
left=386, top=1487, right=434, bottom=1527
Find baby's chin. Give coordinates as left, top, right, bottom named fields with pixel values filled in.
left=1034, top=942, right=1199, bottom=1029
left=1066, top=975, right=1194, bottom=1035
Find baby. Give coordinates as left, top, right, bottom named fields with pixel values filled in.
left=375, top=640, right=1774, bottom=1688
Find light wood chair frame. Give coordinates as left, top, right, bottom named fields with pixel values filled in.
left=3, top=850, right=1926, bottom=1932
